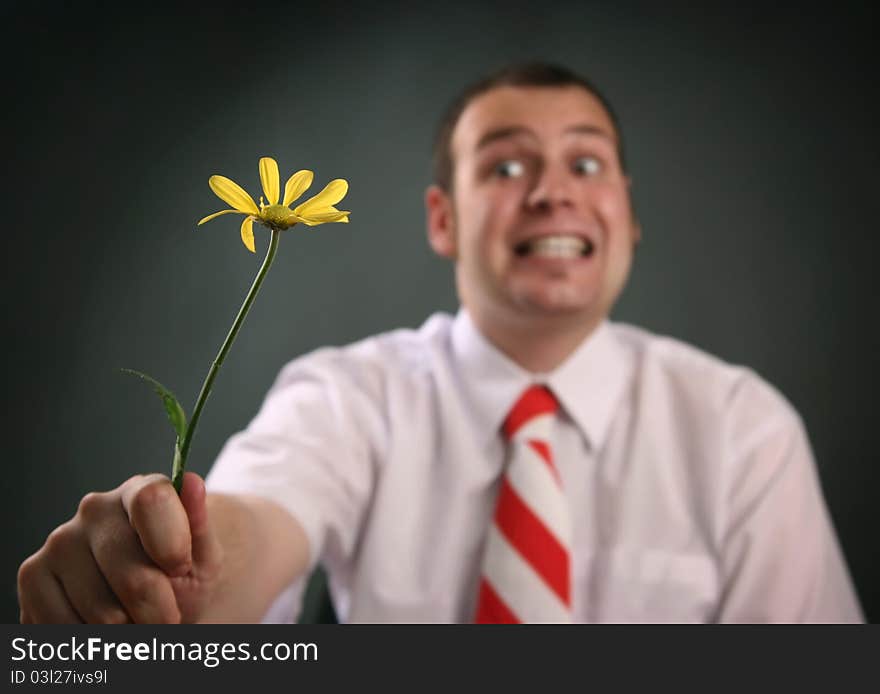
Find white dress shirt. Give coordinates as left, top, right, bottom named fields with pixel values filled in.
left=206, top=310, right=863, bottom=623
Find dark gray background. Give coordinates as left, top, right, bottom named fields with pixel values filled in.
left=2, top=0, right=877, bottom=623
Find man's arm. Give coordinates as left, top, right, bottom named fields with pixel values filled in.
left=17, top=473, right=310, bottom=624
left=197, top=491, right=310, bottom=623
left=714, top=381, right=863, bottom=623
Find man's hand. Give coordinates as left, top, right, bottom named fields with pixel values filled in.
left=17, top=472, right=223, bottom=624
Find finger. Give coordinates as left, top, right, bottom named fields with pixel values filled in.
left=121, top=474, right=192, bottom=576
left=90, top=507, right=181, bottom=624
left=17, top=557, right=82, bottom=624
left=180, top=472, right=223, bottom=569
left=48, top=532, right=130, bottom=624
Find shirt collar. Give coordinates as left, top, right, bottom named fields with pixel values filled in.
left=451, top=308, right=632, bottom=452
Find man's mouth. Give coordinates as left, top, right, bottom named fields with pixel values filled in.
left=513, top=234, right=595, bottom=259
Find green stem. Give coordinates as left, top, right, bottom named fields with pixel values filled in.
left=172, top=227, right=282, bottom=493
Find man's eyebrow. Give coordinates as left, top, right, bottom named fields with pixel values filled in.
left=564, top=124, right=615, bottom=141
left=475, top=127, right=538, bottom=151
left=474, top=124, right=615, bottom=151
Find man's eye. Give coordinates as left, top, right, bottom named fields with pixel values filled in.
left=573, top=156, right=602, bottom=176
left=495, top=160, right=525, bottom=178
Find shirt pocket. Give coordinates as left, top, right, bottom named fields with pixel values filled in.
left=583, top=547, right=720, bottom=623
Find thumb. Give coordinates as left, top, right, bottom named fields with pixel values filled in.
left=179, top=472, right=222, bottom=569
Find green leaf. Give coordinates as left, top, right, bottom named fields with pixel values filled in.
left=120, top=368, right=187, bottom=439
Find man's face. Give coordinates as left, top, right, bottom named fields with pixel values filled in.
left=427, top=85, right=640, bottom=335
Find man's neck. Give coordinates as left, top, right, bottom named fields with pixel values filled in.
left=469, top=309, right=602, bottom=373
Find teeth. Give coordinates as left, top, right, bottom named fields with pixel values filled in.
left=516, top=235, right=593, bottom=258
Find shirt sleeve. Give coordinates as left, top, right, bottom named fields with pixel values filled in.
left=205, top=349, right=382, bottom=615
left=715, top=375, right=863, bottom=623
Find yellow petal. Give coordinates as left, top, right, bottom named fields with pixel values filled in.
left=197, top=209, right=242, bottom=225
left=297, top=209, right=351, bottom=225
left=209, top=175, right=259, bottom=215
left=293, top=179, right=349, bottom=216
left=259, top=157, right=280, bottom=205
left=240, top=216, right=256, bottom=253
left=282, top=169, right=314, bottom=206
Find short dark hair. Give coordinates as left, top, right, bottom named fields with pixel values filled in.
left=432, top=62, right=626, bottom=191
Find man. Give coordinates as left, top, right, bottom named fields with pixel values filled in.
left=17, top=63, right=863, bottom=623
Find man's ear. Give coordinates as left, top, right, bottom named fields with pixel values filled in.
left=425, top=184, right=457, bottom=260
left=625, top=175, right=642, bottom=246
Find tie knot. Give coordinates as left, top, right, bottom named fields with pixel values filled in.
left=502, top=384, right=559, bottom=441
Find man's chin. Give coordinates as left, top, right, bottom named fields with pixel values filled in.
left=513, top=286, right=603, bottom=317
left=509, top=298, right=606, bottom=331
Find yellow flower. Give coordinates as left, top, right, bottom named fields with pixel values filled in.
left=198, top=156, right=350, bottom=252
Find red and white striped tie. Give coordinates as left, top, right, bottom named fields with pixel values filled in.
left=474, top=384, right=572, bottom=623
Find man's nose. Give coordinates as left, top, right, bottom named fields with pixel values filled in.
left=526, top=165, right=574, bottom=210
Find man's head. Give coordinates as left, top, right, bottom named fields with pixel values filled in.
left=431, top=63, right=628, bottom=193
left=425, top=62, right=641, bottom=352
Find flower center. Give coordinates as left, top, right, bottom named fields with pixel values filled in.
left=261, top=204, right=298, bottom=230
